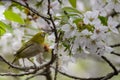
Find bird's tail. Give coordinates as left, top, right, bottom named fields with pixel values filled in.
left=8, top=57, right=18, bottom=69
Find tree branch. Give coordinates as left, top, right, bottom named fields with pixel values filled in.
left=2, top=0, right=50, bottom=24
left=47, top=0, right=58, bottom=43
left=111, top=51, right=120, bottom=56
left=54, top=57, right=59, bottom=80
left=51, top=66, right=103, bottom=80
left=25, top=70, right=46, bottom=80
left=44, top=66, right=52, bottom=80
left=0, top=70, right=37, bottom=77
left=110, top=44, right=120, bottom=47
left=0, top=52, right=56, bottom=71
left=51, top=66, right=120, bottom=80
left=101, top=56, right=118, bottom=74
left=116, top=24, right=120, bottom=29
left=0, top=55, right=28, bottom=71
left=47, top=1, right=59, bottom=80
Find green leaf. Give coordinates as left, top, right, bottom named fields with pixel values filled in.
left=0, top=22, right=6, bottom=36
left=62, top=7, right=81, bottom=14
left=4, top=10, right=25, bottom=24
left=98, top=16, right=108, bottom=26
left=0, top=26, right=6, bottom=36
left=35, top=1, right=43, bottom=7
left=73, top=18, right=82, bottom=24
left=0, top=21, right=13, bottom=36
left=11, top=3, right=24, bottom=10
left=69, top=0, right=76, bottom=8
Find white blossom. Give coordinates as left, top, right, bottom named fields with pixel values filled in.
left=91, top=25, right=108, bottom=41
left=0, top=6, right=5, bottom=20
left=83, top=10, right=101, bottom=26
left=61, top=24, right=77, bottom=39
left=12, top=7, right=20, bottom=13
left=107, top=17, right=119, bottom=34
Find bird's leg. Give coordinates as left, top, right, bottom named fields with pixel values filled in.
left=22, top=59, right=26, bottom=68
left=38, top=53, right=44, bottom=64
left=38, top=56, right=43, bottom=64
left=27, top=58, right=37, bottom=68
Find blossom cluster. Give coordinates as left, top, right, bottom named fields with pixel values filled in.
left=58, top=0, right=120, bottom=64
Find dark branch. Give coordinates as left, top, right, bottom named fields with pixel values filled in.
left=0, top=51, right=56, bottom=76
left=58, top=0, right=62, bottom=4
left=54, top=58, right=59, bottom=80
left=0, top=52, right=56, bottom=71
left=2, top=0, right=50, bottom=24
left=51, top=66, right=120, bottom=80
left=44, top=67, right=52, bottom=80
left=101, top=69, right=120, bottom=80
left=51, top=66, right=103, bottom=80
left=25, top=70, right=46, bottom=80
left=101, top=72, right=116, bottom=80
left=101, top=56, right=118, bottom=75
left=0, top=70, right=37, bottom=77
left=0, top=56, right=28, bottom=71
left=111, top=51, right=120, bottom=56
left=110, top=44, right=120, bottom=47
left=47, top=0, right=58, bottom=43
left=116, top=24, right=120, bottom=29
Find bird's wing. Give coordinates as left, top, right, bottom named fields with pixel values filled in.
left=15, top=41, right=34, bottom=56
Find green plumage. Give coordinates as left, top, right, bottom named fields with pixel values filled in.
left=9, top=32, right=46, bottom=68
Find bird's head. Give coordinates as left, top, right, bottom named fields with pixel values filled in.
left=31, top=31, right=46, bottom=44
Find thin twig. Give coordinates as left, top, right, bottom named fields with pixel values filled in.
left=58, top=0, right=62, bottom=4
left=0, top=56, right=28, bottom=71
left=53, top=33, right=62, bottom=80
left=0, top=52, right=56, bottom=78
left=101, top=72, right=115, bottom=80
left=51, top=66, right=120, bottom=80
left=54, top=57, right=59, bottom=80
left=110, top=44, right=120, bottom=47
left=47, top=1, right=59, bottom=79
left=101, top=69, right=120, bottom=80
left=51, top=66, right=103, bottom=80
left=101, top=56, right=118, bottom=75
left=47, top=0, right=58, bottom=43
left=116, top=24, right=120, bottom=29
left=0, top=70, right=37, bottom=77
left=0, top=53, right=56, bottom=71
left=2, top=0, right=50, bottom=24
left=111, top=51, right=120, bottom=56
left=25, top=71, right=45, bottom=80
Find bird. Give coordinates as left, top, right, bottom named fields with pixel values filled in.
left=9, top=31, right=46, bottom=68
